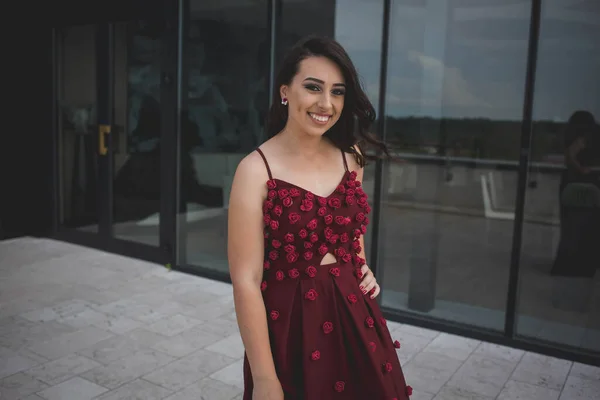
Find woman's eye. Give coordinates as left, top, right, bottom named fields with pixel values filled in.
left=305, top=84, right=320, bottom=92
left=333, top=89, right=346, bottom=96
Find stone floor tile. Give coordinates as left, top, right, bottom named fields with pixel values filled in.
left=19, top=300, right=96, bottom=323
left=434, top=386, right=494, bottom=400
left=77, top=332, right=164, bottom=365
left=0, top=347, right=42, bottom=379
left=559, top=375, right=600, bottom=400
left=472, top=342, right=525, bottom=364
left=80, top=348, right=176, bottom=390
left=177, top=300, right=235, bottom=322
left=3, top=321, right=78, bottom=351
left=164, top=377, right=241, bottom=400
left=510, top=352, right=572, bottom=391
left=143, top=349, right=236, bottom=392
left=27, top=326, right=114, bottom=360
left=403, top=351, right=463, bottom=394
left=569, top=362, right=600, bottom=381
left=424, top=333, right=480, bottom=362
left=25, top=353, right=102, bottom=386
left=390, top=330, right=436, bottom=359
left=0, top=316, right=37, bottom=337
left=37, top=376, right=108, bottom=400
left=0, top=372, right=49, bottom=400
left=64, top=284, right=125, bottom=307
left=151, top=325, right=223, bottom=358
left=172, top=289, right=216, bottom=308
left=145, top=314, right=203, bottom=337
left=59, top=308, right=142, bottom=335
left=205, top=333, right=244, bottom=360
left=209, top=359, right=245, bottom=390
left=196, top=281, right=234, bottom=297
left=124, top=328, right=172, bottom=346
left=0, top=297, right=49, bottom=321
left=195, top=318, right=239, bottom=337
left=391, top=324, right=441, bottom=340
left=497, top=380, right=561, bottom=400
left=94, top=378, right=174, bottom=400
left=446, top=354, right=516, bottom=398
left=22, top=394, right=45, bottom=400
left=409, top=391, right=435, bottom=400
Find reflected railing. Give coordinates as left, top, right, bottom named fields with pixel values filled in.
left=381, top=151, right=567, bottom=225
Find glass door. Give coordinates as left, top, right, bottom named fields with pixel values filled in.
left=55, top=1, right=176, bottom=264
left=56, top=23, right=100, bottom=235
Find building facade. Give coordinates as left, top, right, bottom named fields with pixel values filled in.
left=12, top=0, right=599, bottom=364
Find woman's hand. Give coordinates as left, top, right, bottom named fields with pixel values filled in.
left=359, top=265, right=381, bottom=299
left=253, top=377, right=284, bottom=400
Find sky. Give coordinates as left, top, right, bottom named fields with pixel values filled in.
left=334, top=0, right=600, bottom=122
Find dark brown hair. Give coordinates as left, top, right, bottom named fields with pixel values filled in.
left=564, top=110, right=596, bottom=147
left=265, top=35, right=388, bottom=167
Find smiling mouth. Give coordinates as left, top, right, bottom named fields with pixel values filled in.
left=308, top=112, right=331, bottom=123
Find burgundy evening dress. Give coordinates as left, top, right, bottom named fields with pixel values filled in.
left=243, top=148, right=412, bottom=399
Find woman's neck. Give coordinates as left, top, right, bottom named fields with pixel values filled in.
left=277, top=125, right=329, bottom=160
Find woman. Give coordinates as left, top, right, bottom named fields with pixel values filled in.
left=551, top=110, right=600, bottom=278
left=228, top=36, right=412, bottom=399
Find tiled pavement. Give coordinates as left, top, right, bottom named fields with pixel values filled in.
left=0, top=238, right=598, bottom=400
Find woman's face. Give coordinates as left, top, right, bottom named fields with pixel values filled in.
left=280, top=56, right=346, bottom=137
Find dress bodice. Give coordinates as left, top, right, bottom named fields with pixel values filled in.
left=257, top=149, right=372, bottom=286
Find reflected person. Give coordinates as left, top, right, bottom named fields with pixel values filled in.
left=551, top=110, right=600, bottom=280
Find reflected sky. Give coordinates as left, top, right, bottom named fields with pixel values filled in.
left=335, top=0, right=600, bottom=121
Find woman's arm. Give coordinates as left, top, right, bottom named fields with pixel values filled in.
left=346, top=146, right=381, bottom=300
left=353, top=165, right=381, bottom=299
left=228, top=154, right=278, bottom=382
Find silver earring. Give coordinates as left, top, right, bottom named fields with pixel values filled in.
left=281, top=97, right=288, bottom=106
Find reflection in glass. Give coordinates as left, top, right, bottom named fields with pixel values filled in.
left=280, top=0, right=335, bottom=51
left=57, top=25, right=99, bottom=232
left=179, top=0, right=270, bottom=271
left=334, top=0, right=384, bottom=265
left=517, top=1, right=600, bottom=352
left=112, top=21, right=164, bottom=246
left=379, top=1, right=531, bottom=330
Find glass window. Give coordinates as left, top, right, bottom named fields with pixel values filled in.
left=280, top=0, right=336, bottom=54
left=517, top=0, right=600, bottom=352
left=334, top=0, right=385, bottom=265
left=112, top=20, right=165, bottom=246
left=178, top=0, right=270, bottom=272
left=57, top=25, right=99, bottom=232
left=379, top=1, right=531, bottom=331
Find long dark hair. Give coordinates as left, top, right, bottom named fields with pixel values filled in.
left=564, top=110, right=596, bottom=147
left=266, top=35, right=388, bottom=167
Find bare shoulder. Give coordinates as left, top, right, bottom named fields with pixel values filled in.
left=346, top=145, right=364, bottom=178
left=235, top=150, right=269, bottom=181
left=231, top=150, right=271, bottom=201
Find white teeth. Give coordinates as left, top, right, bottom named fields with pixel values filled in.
left=309, top=113, right=329, bottom=122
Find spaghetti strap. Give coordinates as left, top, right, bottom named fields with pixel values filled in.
left=341, top=149, right=349, bottom=172
left=256, top=148, right=273, bottom=180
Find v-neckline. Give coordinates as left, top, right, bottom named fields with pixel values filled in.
left=270, top=170, right=350, bottom=199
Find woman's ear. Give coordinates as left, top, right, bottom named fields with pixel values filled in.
left=279, top=85, right=288, bottom=102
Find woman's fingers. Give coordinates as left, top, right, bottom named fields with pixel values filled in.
left=359, top=265, right=377, bottom=296
left=369, top=283, right=381, bottom=299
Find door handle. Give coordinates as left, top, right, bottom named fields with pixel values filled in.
left=99, top=124, right=111, bottom=156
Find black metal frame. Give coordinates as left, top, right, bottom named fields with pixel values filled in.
left=159, top=0, right=180, bottom=267
left=505, top=0, right=542, bottom=339
left=48, top=0, right=599, bottom=365
left=369, top=0, right=392, bottom=284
